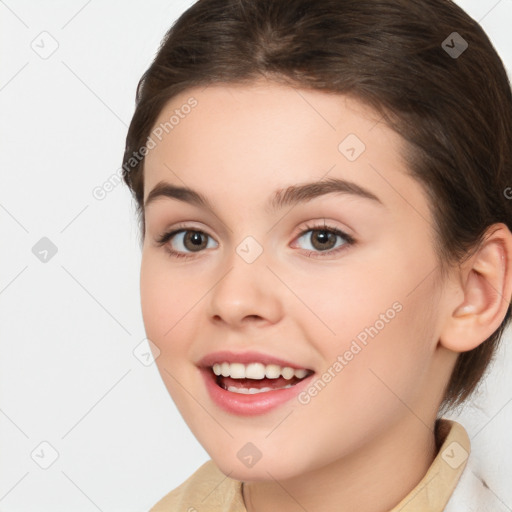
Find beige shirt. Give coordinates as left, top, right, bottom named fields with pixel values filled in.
left=150, top=419, right=470, bottom=512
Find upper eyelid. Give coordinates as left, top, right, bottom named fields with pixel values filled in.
left=164, top=221, right=349, bottom=237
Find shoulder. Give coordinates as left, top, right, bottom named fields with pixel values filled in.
left=149, top=459, right=246, bottom=512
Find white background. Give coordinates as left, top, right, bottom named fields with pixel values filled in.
left=1, top=1, right=511, bottom=511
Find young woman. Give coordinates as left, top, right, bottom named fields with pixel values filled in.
left=122, top=0, right=512, bottom=510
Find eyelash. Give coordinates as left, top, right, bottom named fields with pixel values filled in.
left=155, top=222, right=356, bottom=261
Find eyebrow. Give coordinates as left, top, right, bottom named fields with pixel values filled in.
left=144, top=177, right=385, bottom=213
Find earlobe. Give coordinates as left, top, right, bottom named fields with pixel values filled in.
left=440, top=223, right=512, bottom=353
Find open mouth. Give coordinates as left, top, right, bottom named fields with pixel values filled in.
left=210, top=362, right=314, bottom=394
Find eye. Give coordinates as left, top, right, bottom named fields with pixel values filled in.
left=293, top=222, right=355, bottom=258
left=155, top=221, right=355, bottom=260
left=156, top=226, right=218, bottom=260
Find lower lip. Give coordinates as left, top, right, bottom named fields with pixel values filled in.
left=199, top=367, right=315, bottom=416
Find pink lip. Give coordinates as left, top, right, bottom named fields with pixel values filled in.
left=199, top=367, right=315, bottom=416
left=197, top=350, right=312, bottom=370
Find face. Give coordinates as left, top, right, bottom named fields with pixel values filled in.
left=140, top=80, right=452, bottom=481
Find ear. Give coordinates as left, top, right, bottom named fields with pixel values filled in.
left=440, top=223, right=512, bottom=353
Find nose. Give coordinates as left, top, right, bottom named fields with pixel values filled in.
left=206, top=244, right=284, bottom=329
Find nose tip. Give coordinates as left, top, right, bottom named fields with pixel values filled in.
left=208, top=260, right=283, bottom=328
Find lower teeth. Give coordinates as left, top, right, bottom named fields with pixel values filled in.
left=226, top=384, right=294, bottom=394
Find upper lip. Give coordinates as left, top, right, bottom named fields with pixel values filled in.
left=197, top=350, right=314, bottom=371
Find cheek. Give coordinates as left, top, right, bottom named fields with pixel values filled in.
left=326, top=280, right=437, bottom=418
left=140, top=253, right=201, bottom=407
left=139, top=252, right=197, bottom=351
left=296, top=299, right=435, bottom=469
left=296, top=257, right=403, bottom=346
left=306, top=251, right=439, bottom=405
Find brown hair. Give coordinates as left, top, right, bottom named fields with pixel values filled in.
left=122, top=0, right=512, bottom=413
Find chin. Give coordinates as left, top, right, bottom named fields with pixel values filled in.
left=212, top=452, right=311, bottom=482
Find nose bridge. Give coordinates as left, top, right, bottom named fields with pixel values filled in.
left=207, top=231, right=282, bottom=325
left=234, top=234, right=266, bottom=266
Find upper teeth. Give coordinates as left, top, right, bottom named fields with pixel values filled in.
left=212, top=362, right=309, bottom=380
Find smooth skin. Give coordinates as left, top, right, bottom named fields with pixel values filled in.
left=140, top=79, right=512, bottom=512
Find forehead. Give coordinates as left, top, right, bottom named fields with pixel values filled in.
left=142, top=80, right=430, bottom=223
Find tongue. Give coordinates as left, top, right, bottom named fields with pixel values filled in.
left=218, top=375, right=301, bottom=389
